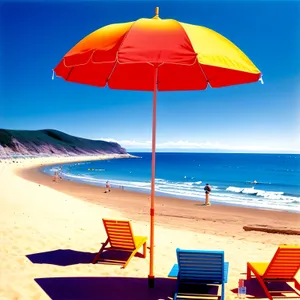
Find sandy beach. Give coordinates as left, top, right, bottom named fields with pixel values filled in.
left=0, top=155, right=299, bottom=300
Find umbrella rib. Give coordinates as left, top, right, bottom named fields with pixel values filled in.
left=105, top=58, right=118, bottom=86
left=66, top=67, right=74, bottom=81
left=198, top=63, right=210, bottom=83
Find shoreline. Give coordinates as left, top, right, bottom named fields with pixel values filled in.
left=15, top=158, right=300, bottom=241
left=40, top=157, right=299, bottom=214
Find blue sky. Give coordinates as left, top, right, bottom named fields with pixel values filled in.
left=0, top=0, right=299, bottom=153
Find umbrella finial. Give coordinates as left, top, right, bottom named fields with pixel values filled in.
left=155, top=7, right=159, bottom=17
left=259, top=75, right=264, bottom=85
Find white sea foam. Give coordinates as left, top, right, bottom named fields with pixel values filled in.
left=194, top=181, right=203, bottom=185
left=224, top=185, right=300, bottom=211
left=182, top=182, right=194, bottom=186
left=226, top=186, right=243, bottom=193
left=44, top=167, right=300, bottom=213
left=226, top=186, right=286, bottom=198
left=241, top=187, right=261, bottom=195
left=49, top=167, right=60, bottom=173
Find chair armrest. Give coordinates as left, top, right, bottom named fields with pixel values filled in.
left=224, top=262, right=229, bottom=283
left=168, top=264, right=179, bottom=278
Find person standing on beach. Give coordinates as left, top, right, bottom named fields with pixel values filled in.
left=204, top=183, right=212, bottom=206
left=105, top=181, right=111, bottom=193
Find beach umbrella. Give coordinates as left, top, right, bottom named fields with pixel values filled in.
left=53, top=7, right=262, bottom=288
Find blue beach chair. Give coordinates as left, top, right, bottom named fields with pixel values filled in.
left=168, top=248, right=229, bottom=299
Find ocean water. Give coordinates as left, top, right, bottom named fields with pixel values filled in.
left=42, top=153, right=300, bottom=213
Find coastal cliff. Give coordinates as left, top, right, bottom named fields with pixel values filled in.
left=0, top=129, right=127, bottom=157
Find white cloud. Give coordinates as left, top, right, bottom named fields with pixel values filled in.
left=98, top=137, right=300, bottom=153
left=100, top=138, right=152, bottom=148
left=99, top=138, right=223, bottom=149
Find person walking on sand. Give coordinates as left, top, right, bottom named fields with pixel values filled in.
left=105, top=181, right=111, bottom=193
left=204, top=183, right=212, bottom=206
left=52, top=171, right=59, bottom=183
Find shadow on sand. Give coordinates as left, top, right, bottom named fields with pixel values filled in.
left=35, top=276, right=223, bottom=300
left=35, top=276, right=176, bottom=300
left=231, top=278, right=300, bottom=299
left=27, top=249, right=145, bottom=267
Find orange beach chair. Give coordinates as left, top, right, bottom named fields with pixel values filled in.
left=92, top=219, right=148, bottom=268
left=247, top=245, right=300, bottom=300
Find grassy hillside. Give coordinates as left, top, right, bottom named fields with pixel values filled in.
left=0, top=129, right=127, bottom=157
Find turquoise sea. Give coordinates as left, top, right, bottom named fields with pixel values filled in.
left=42, top=152, right=300, bottom=213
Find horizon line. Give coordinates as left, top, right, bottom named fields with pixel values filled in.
left=126, top=150, right=300, bottom=155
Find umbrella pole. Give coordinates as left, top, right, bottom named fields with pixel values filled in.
left=148, top=67, right=158, bottom=288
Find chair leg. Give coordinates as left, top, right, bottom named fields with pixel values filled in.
left=122, top=248, right=138, bottom=269
left=247, top=264, right=273, bottom=300
left=247, top=263, right=252, bottom=280
left=123, top=243, right=148, bottom=268
left=92, top=238, right=109, bottom=264
left=143, top=242, right=147, bottom=258
left=256, top=276, right=273, bottom=300
left=295, top=279, right=300, bottom=291
left=221, top=283, right=225, bottom=300
left=174, top=281, right=179, bottom=300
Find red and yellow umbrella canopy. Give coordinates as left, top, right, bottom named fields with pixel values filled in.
left=54, top=8, right=261, bottom=91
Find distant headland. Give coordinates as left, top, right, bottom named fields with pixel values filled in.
left=0, top=129, right=127, bottom=158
